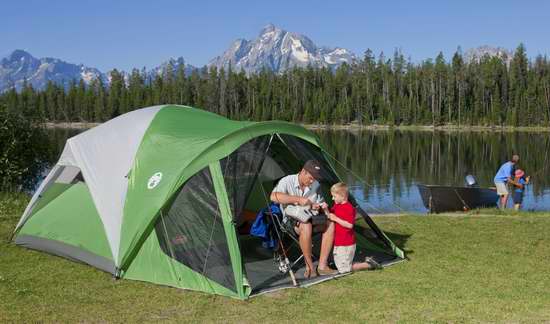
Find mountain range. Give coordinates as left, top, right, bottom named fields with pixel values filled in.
left=0, top=24, right=515, bottom=92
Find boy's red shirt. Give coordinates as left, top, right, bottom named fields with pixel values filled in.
left=330, top=201, right=356, bottom=246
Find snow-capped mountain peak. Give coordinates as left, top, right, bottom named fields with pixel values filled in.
left=208, top=24, right=356, bottom=74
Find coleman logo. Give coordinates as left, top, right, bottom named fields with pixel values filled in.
left=147, top=172, right=163, bottom=189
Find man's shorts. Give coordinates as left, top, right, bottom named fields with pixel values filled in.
left=512, top=191, right=524, bottom=204
left=495, top=182, right=509, bottom=196
left=333, top=244, right=356, bottom=274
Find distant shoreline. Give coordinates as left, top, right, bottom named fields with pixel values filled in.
left=45, top=122, right=550, bottom=132
left=44, top=122, right=100, bottom=129
left=307, top=124, right=550, bottom=132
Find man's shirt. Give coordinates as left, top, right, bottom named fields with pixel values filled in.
left=271, top=174, right=324, bottom=209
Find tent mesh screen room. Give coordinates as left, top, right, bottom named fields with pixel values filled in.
left=229, top=135, right=401, bottom=294
left=154, top=167, right=236, bottom=292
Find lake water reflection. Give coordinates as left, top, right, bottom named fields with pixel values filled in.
left=43, top=128, right=550, bottom=214
left=316, top=130, right=550, bottom=213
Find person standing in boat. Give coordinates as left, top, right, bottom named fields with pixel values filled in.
left=494, top=155, right=519, bottom=209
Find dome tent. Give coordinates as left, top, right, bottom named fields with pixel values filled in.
left=13, top=105, right=404, bottom=299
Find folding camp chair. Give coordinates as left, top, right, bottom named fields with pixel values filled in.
left=268, top=203, right=326, bottom=275
left=270, top=205, right=303, bottom=271
left=257, top=179, right=326, bottom=283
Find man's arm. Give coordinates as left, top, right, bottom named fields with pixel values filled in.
left=270, top=191, right=311, bottom=206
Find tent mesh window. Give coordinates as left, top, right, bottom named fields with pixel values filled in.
left=220, top=135, right=271, bottom=222
left=154, top=167, right=235, bottom=292
left=278, top=135, right=340, bottom=184
left=278, top=135, right=373, bottom=212
left=278, top=134, right=340, bottom=202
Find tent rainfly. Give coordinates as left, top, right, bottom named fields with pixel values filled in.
left=13, top=105, right=405, bottom=299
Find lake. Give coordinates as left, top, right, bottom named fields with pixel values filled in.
left=42, top=128, right=550, bottom=214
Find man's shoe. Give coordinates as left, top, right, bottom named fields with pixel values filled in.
left=317, top=266, right=338, bottom=276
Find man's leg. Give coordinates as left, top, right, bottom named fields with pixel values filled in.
left=496, top=182, right=507, bottom=209
left=502, top=193, right=509, bottom=209
left=318, top=221, right=334, bottom=271
left=498, top=194, right=507, bottom=209
left=297, top=222, right=315, bottom=274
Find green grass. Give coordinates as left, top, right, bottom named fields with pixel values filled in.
left=1, top=194, right=550, bottom=323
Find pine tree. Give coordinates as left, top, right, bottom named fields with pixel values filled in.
left=509, top=43, right=529, bottom=126
left=452, top=48, right=465, bottom=126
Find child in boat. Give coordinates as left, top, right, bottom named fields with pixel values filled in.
left=512, top=169, right=530, bottom=211
left=323, top=182, right=381, bottom=273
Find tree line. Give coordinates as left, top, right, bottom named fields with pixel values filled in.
left=1, top=44, right=550, bottom=126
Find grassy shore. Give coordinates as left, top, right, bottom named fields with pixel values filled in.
left=1, top=193, right=549, bottom=322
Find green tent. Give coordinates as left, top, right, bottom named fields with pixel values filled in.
left=13, top=105, right=404, bottom=299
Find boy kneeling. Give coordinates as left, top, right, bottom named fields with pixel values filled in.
left=323, top=182, right=382, bottom=273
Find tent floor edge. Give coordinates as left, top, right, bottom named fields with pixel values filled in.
left=15, top=234, right=116, bottom=275
left=249, top=272, right=349, bottom=297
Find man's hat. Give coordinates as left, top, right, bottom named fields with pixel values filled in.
left=303, top=160, right=323, bottom=180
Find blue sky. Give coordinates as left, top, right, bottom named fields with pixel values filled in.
left=1, top=0, right=549, bottom=71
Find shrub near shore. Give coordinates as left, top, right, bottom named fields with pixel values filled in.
left=0, top=105, right=49, bottom=192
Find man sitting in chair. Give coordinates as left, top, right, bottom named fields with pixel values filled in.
left=270, top=160, right=338, bottom=278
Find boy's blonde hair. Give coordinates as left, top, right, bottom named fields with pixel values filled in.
left=330, top=182, right=349, bottom=197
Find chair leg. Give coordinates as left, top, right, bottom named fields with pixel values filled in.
left=273, top=216, right=325, bottom=275
left=290, top=254, right=304, bottom=268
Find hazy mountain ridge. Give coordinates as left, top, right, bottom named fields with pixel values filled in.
left=0, top=50, right=107, bottom=92
left=0, top=51, right=196, bottom=92
left=464, top=45, right=514, bottom=64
